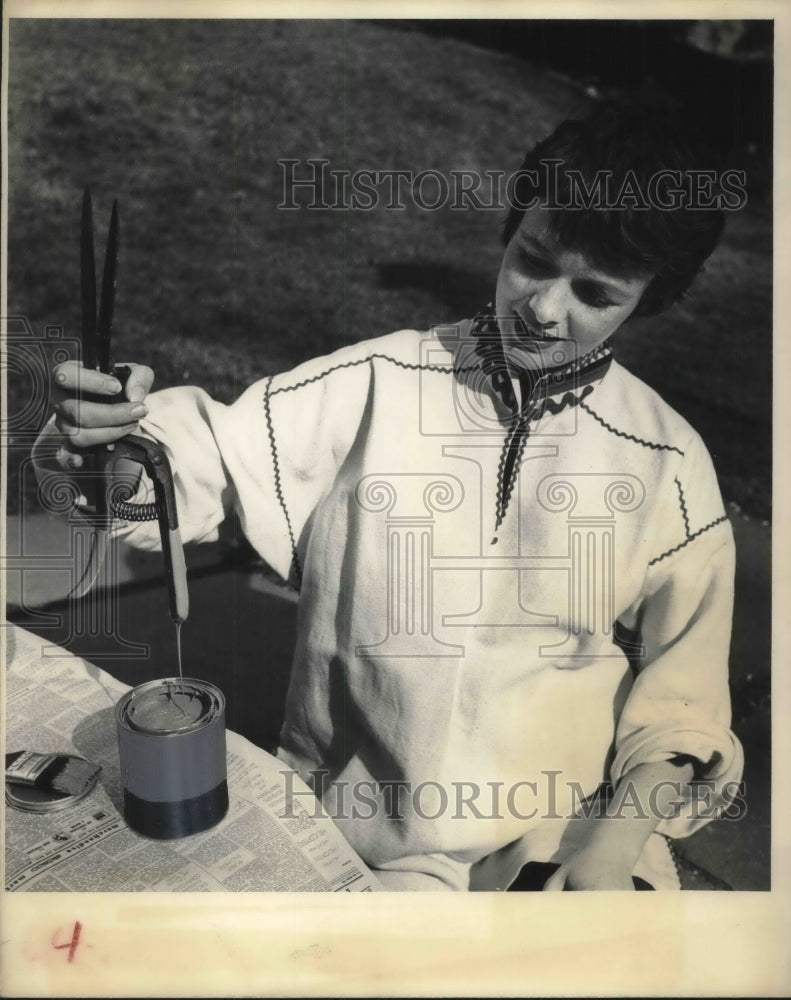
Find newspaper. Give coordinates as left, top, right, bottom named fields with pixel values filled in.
left=4, top=625, right=380, bottom=892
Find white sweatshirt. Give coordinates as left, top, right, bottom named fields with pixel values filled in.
left=34, top=317, right=743, bottom=889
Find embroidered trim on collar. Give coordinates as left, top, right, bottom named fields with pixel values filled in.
left=466, top=305, right=613, bottom=415
left=465, top=304, right=613, bottom=541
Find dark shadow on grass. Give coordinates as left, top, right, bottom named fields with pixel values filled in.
left=376, top=261, right=492, bottom=317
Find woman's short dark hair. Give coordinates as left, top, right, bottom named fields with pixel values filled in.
left=503, top=96, right=727, bottom=316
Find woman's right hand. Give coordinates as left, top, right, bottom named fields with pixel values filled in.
left=50, top=360, right=155, bottom=469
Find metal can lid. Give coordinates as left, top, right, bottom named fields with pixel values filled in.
left=116, top=678, right=224, bottom=736
left=5, top=760, right=99, bottom=814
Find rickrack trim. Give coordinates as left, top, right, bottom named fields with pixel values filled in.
left=269, top=353, right=478, bottom=397
left=648, top=515, right=729, bottom=567
left=491, top=384, right=596, bottom=542
left=263, top=376, right=302, bottom=585
left=533, top=382, right=594, bottom=420
left=493, top=415, right=526, bottom=539
left=675, top=477, right=691, bottom=539
left=264, top=351, right=485, bottom=584
left=579, top=400, right=685, bottom=456
left=261, top=334, right=641, bottom=572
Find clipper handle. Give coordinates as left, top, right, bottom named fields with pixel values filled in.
left=100, top=434, right=189, bottom=625
left=77, top=364, right=134, bottom=518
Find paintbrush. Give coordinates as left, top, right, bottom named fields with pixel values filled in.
left=5, top=751, right=101, bottom=798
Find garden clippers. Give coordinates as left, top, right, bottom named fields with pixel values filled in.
left=69, top=187, right=188, bottom=626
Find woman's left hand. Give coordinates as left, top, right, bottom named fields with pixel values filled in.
left=542, top=846, right=636, bottom=891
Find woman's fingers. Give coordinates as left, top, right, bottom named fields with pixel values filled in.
left=55, top=444, right=84, bottom=470
left=117, top=363, right=155, bottom=403
left=50, top=360, right=154, bottom=449
left=53, top=359, right=124, bottom=397
left=54, top=395, right=147, bottom=430
left=542, top=865, right=568, bottom=891
left=52, top=361, right=155, bottom=403
left=54, top=414, right=142, bottom=449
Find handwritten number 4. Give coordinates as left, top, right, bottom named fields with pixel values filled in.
left=52, top=921, right=82, bottom=963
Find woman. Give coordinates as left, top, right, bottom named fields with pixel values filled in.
left=37, top=98, right=743, bottom=890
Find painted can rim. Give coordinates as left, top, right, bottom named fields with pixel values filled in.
left=115, top=678, right=225, bottom=737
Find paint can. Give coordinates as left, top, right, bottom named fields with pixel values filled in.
left=115, top=678, right=228, bottom=839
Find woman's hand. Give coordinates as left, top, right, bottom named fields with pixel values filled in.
left=542, top=759, right=696, bottom=891
left=542, top=845, right=636, bottom=891
left=50, top=361, right=155, bottom=468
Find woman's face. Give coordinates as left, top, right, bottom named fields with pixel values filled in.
left=495, top=208, right=652, bottom=371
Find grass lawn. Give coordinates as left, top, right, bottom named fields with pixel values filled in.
left=6, top=19, right=771, bottom=519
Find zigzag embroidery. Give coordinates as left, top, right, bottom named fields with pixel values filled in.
left=648, top=515, right=729, bottom=566
left=263, top=377, right=302, bottom=585
left=493, top=416, right=525, bottom=538
left=492, top=384, right=596, bottom=541
left=534, top=383, right=594, bottom=418
left=264, top=352, right=480, bottom=581
left=675, top=477, right=691, bottom=539
left=579, top=400, right=685, bottom=456
left=269, top=353, right=478, bottom=397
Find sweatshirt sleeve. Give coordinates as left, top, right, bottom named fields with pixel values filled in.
left=32, top=338, right=382, bottom=583
left=610, top=431, right=744, bottom=838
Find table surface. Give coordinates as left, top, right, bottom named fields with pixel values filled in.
left=4, top=624, right=379, bottom=892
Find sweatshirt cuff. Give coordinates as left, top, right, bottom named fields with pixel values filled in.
left=610, top=725, right=745, bottom=838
